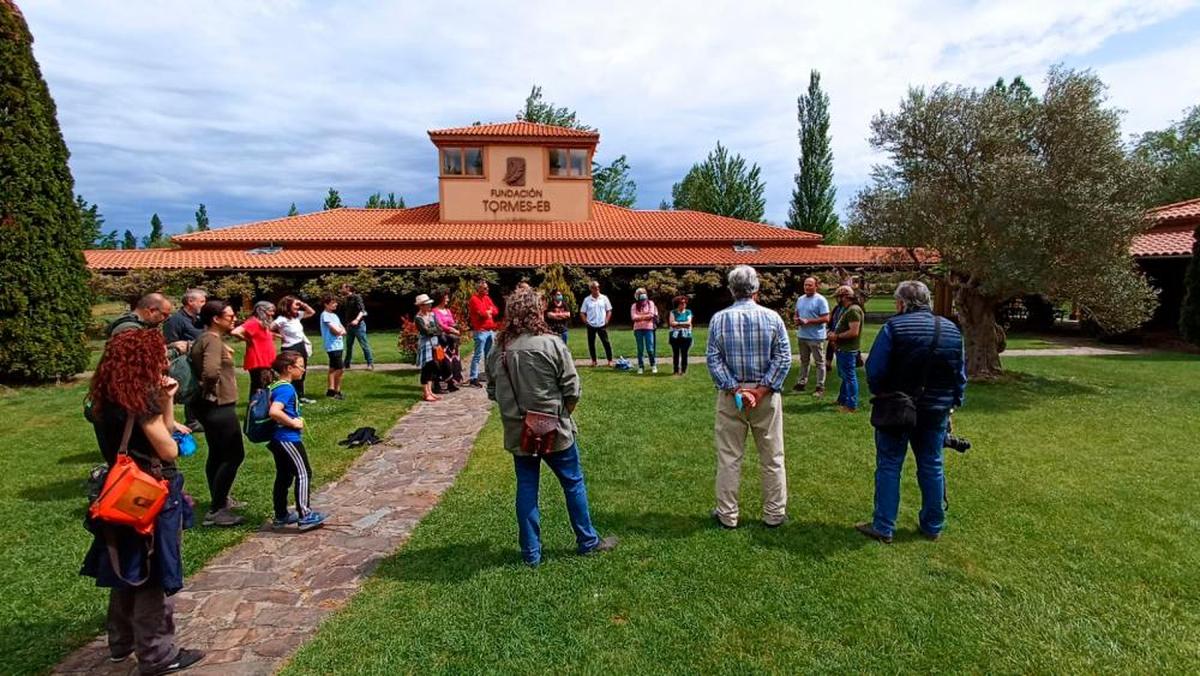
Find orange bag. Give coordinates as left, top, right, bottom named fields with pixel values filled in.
left=434, top=345, right=447, bottom=362
left=89, top=416, right=168, bottom=536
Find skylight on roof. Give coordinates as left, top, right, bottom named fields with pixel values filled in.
left=247, top=246, right=283, bottom=255
left=733, top=242, right=759, bottom=254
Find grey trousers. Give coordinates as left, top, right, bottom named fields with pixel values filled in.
left=107, top=584, right=178, bottom=674
left=796, top=339, right=827, bottom=387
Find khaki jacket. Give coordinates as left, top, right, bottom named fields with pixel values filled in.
left=190, top=331, right=238, bottom=405
left=485, top=333, right=580, bottom=455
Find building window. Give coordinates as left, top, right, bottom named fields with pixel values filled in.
left=549, top=148, right=590, bottom=177
left=464, top=147, right=483, bottom=175
left=441, top=147, right=483, bottom=176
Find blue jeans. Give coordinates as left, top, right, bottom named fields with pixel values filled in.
left=343, top=321, right=373, bottom=367
left=513, top=442, right=601, bottom=565
left=837, top=350, right=859, bottom=409
left=559, top=329, right=569, bottom=344
left=470, top=330, right=494, bottom=380
left=872, top=412, right=949, bottom=537
left=634, top=329, right=656, bottom=368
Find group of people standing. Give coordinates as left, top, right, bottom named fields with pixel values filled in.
left=84, top=287, right=352, bottom=674
left=483, top=265, right=967, bottom=568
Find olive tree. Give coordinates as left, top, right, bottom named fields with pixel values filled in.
left=849, top=68, right=1156, bottom=377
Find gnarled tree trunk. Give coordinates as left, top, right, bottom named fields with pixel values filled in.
left=955, top=283, right=1005, bottom=379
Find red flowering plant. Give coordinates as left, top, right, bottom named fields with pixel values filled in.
left=396, top=316, right=420, bottom=364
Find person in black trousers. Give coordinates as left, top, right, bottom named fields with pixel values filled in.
left=189, top=300, right=246, bottom=527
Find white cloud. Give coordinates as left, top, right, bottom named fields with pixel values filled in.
left=18, top=0, right=1200, bottom=232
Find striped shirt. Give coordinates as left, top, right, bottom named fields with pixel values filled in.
left=706, top=299, right=792, bottom=392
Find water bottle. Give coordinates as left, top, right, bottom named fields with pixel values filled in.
left=173, top=430, right=197, bottom=458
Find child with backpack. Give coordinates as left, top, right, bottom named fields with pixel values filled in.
left=263, top=351, right=327, bottom=531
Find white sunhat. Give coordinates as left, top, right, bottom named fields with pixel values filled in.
left=414, top=294, right=433, bottom=306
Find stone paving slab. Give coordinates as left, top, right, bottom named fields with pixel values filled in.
left=54, top=387, right=491, bottom=676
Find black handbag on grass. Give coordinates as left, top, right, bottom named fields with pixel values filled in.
left=870, top=316, right=942, bottom=431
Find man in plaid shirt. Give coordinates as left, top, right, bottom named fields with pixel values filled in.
left=706, top=265, right=792, bottom=529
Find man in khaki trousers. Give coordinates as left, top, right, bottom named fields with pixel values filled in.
left=705, top=266, right=793, bottom=528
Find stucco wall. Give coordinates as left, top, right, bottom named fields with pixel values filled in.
left=439, top=144, right=592, bottom=222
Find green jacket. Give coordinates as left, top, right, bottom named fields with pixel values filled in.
left=485, top=333, right=581, bottom=455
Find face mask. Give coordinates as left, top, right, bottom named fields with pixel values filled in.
left=637, top=294, right=647, bottom=301
left=554, top=294, right=563, bottom=301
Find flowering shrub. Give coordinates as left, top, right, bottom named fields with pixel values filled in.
left=397, top=316, right=420, bottom=364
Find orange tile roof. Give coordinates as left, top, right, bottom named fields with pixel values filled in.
left=1146, top=197, right=1200, bottom=224
left=173, top=203, right=821, bottom=246
left=85, top=243, right=926, bottom=272
left=1131, top=224, right=1195, bottom=258
left=428, top=121, right=599, bottom=142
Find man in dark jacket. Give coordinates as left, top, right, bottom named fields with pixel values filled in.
left=163, top=288, right=206, bottom=346
left=857, top=280, right=967, bottom=544
left=340, top=283, right=374, bottom=369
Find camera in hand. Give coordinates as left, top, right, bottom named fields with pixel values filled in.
left=943, top=433, right=972, bottom=453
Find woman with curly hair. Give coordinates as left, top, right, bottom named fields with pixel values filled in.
left=82, top=329, right=205, bottom=673
left=484, top=288, right=617, bottom=566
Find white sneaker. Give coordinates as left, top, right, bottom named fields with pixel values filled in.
left=638, top=367, right=644, bottom=374
left=652, top=366, right=658, bottom=374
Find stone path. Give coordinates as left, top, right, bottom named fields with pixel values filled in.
left=55, top=386, right=491, bottom=676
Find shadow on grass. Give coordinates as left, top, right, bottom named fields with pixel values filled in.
left=748, top=520, right=871, bottom=560
left=20, top=477, right=85, bottom=502
left=58, top=450, right=101, bottom=465
left=957, top=370, right=1101, bottom=414
left=374, top=541, right=515, bottom=582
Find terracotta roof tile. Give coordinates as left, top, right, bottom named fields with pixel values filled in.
left=85, top=243, right=924, bottom=272
left=1147, top=197, right=1200, bottom=224
left=428, top=121, right=599, bottom=141
left=1131, top=224, right=1196, bottom=258
left=173, top=203, right=821, bottom=245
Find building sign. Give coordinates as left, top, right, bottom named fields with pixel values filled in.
left=482, top=188, right=551, bottom=214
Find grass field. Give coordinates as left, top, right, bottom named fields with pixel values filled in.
left=282, top=354, right=1200, bottom=673
left=0, top=370, right=421, bottom=675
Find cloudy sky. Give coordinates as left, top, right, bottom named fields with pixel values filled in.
left=20, top=0, right=1200, bottom=238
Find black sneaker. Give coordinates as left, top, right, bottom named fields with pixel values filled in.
left=332, top=392, right=345, bottom=401
left=446, top=382, right=460, bottom=393
left=855, top=522, right=893, bottom=544
left=468, top=379, right=482, bottom=388
left=792, top=382, right=806, bottom=392
left=109, top=650, right=133, bottom=663
left=583, top=536, right=619, bottom=556
left=153, top=648, right=205, bottom=674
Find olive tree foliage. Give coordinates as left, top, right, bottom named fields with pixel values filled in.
left=671, top=143, right=767, bottom=222
left=1133, top=105, right=1200, bottom=206
left=848, top=68, right=1155, bottom=377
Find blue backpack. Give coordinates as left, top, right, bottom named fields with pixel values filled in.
left=244, top=382, right=287, bottom=443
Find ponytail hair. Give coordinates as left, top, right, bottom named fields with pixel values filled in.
left=271, top=350, right=305, bottom=381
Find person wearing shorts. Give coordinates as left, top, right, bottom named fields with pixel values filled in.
left=320, top=295, right=346, bottom=400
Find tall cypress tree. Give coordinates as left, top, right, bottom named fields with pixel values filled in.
left=786, top=70, right=839, bottom=238
left=122, top=230, right=137, bottom=249
left=1180, top=223, right=1200, bottom=344
left=195, top=203, right=209, bottom=231
left=287, top=202, right=299, bottom=216
left=0, top=0, right=91, bottom=380
left=143, top=212, right=164, bottom=248
left=323, top=188, right=343, bottom=210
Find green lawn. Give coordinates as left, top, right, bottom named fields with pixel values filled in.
left=284, top=354, right=1200, bottom=673
left=0, top=369, right=422, bottom=675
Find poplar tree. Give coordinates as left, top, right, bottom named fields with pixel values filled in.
left=143, top=213, right=165, bottom=248
left=195, top=203, right=209, bottom=231
left=122, top=230, right=137, bottom=249
left=287, top=202, right=299, bottom=216
left=592, top=155, right=637, bottom=207
left=0, top=0, right=91, bottom=379
left=671, top=143, right=766, bottom=222
left=787, top=70, right=839, bottom=238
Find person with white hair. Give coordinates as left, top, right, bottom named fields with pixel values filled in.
left=705, top=265, right=792, bottom=529
left=857, top=280, right=967, bottom=544
left=232, top=300, right=280, bottom=400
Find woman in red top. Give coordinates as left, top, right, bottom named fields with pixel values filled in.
left=232, top=301, right=279, bottom=399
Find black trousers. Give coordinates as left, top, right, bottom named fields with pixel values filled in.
left=587, top=326, right=613, bottom=362
left=267, top=439, right=313, bottom=519
left=670, top=334, right=693, bottom=373
left=195, top=401, right=245, bottom=512
left=281, top=343, right=309, bottom=398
